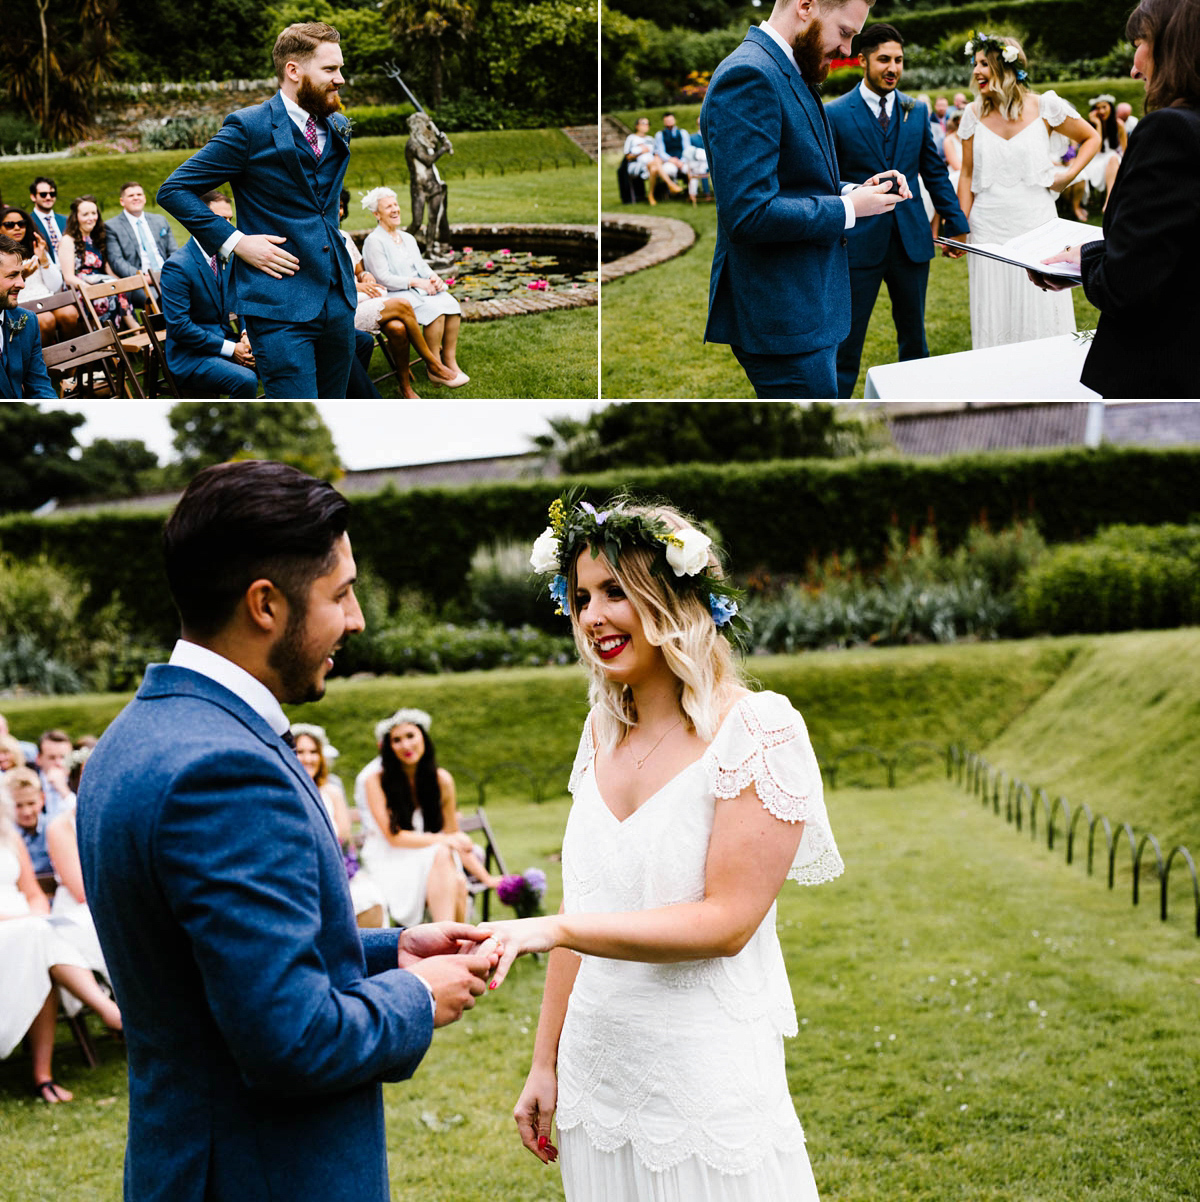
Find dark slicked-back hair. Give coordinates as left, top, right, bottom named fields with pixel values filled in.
left=163, top=460, right=350, bottom=638
left=859, top=22, right=904, bottom=56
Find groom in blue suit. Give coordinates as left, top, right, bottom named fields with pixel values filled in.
left=701, top=0, right=910, bottom=398
left=0, top=237, right=54, bottom=398
left=158, top=23, right=357, bottom=398
left=78, top=461, right=495, bottom=1202
left=827, top=23, right=969, bottom=396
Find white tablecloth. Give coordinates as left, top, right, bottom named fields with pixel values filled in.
left=864, top=333, right=1101, bottom=399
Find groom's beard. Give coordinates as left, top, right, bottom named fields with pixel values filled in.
left=793, top=18, right=831, bottom=85
left=296, top=73, right=341, bottom=119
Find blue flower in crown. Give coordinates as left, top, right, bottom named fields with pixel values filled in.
left=548, top=574, right=569, bottom=615
left=709, top=593, right=739, bottom=628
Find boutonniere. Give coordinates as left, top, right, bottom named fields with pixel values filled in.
left=333, top=113, right=353, bottom=145
left=900, top=98, right=915, bottom=123
left=9, top=310, right=29, bottom=334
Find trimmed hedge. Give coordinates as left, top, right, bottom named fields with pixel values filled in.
left=2, top=447, right=1198, bottom=646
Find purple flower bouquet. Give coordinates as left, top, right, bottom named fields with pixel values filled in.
left=497, top=867, right=548, bottom=918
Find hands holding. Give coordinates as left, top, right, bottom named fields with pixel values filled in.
left=232, top=331, right=255, bottom=368
left=1028, top=243, right=1082, bottom=292
left=399, top=922, right=500, bottom=1027
left=476, top=916, right=561, bottom=989
left=235, top=234, right=299, bottom=279
left=850, top=170, right=910, bottom=218
left=941, top=233, right=968, bottom=259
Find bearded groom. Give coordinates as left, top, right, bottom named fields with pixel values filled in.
left=158, top=23, right=357, bottom=397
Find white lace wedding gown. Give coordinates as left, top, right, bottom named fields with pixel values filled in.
left=555, top=691, right=844, bottom=1201
left=961, top=92, right=1080, bottom=348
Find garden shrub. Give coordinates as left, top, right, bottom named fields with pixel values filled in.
left=465, top=540, right=555, bottom=631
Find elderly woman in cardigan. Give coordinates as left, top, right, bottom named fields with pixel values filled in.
left=360, top=187, right=468, bottom=387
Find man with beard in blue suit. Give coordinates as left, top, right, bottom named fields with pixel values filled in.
left=701, top=0, right=911, bottom=398
left=160, top=190, right=259, bottom=397
left=158, top=23, right=357, bottom=398
left=827, top=23, right=969, bottom=397
left=0, top=235, right=54, bottom=398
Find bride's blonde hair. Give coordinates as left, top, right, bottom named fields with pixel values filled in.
left=975, top=36, right=1030, bottom=122
left=565, top=502, right=745, bottom=749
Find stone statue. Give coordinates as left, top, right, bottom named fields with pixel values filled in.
left=405, top=112, right=453, bottom=259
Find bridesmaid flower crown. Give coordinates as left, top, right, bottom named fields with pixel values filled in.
left=529, top=489, right=744, bottom=632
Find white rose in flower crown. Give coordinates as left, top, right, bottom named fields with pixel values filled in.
left=1001, top=44, right=1019, bottom=63
left=530, top=527, right=561, bottom=573
left=664, top=526, right=712, bottom=577
left=964, top=40, right=974, bottom=55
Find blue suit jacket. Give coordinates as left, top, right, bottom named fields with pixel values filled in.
left=30, top=211, right=67, bottom=264
left=160, top=238, right=240, bottom=378
left=77, top=665, right=434, bottom=1202
left=0, top=308, right=54, bottom=398
left=827, top=88, right=969, bottom=268
left=106, top=209, right=180, bottom=279
left=701, top=26, right=853, bottom=355
left=157, top=93, right=356, bottom=323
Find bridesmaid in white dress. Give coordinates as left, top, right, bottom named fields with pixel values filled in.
left=360, top=186, right=468, bottom=385
left=484, top=495, right=844, bottom=1201
left=957, top=34, right=1100, bottom=348
left=0, top=788, right=121, bottom=1102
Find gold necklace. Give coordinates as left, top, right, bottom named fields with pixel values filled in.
left=625, top=718, right=682, bottom=770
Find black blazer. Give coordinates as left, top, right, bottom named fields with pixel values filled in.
left=1079, top=105, right=1200, bottom=398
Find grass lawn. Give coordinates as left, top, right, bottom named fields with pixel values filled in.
left=3, top=771, right=1196, bottom=1201
left=600, top=158, right=1102, bottom=400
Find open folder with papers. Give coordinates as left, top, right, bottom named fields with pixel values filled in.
left=935, top=217, right=1104, bottom=285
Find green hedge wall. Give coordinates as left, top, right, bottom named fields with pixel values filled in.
left=1, top=446, right=1197, bottom=645
left=884, top=0, right=1133, bottom=60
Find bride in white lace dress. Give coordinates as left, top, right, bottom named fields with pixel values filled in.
left=483, top=495, right=844, bottom=1201
left=957, top=34, right=1100, bottom=348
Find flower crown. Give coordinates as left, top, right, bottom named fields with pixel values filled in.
left=529, top=489, right=744, bottom=632
left=965, top=31, right=1028, bottom=83
left=290, top=722, right=340, bottom=761
left=374, top=708, right=432, bottom=746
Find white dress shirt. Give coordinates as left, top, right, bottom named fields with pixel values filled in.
left=126, top=211, right=164, bottom=271
left=168, top=640, right=291, bottom=735
left=857, top=79, right=895, bottom=124
left=759, top=21, right=856, bottom=229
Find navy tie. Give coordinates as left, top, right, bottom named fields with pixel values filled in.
left=878, top=100, right=890, bottom=137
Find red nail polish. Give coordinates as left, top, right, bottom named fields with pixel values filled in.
left=489, top=979, right=497, bottom=990
left=537, top=1136, right=547, bottom=1150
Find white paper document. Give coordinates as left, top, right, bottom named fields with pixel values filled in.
left=936, top=218, right=1104, bottom=283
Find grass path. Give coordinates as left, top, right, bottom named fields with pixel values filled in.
left=3, top=776, right=1196, bottom=1201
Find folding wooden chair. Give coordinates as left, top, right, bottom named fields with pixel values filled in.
left=457, top=807, right=509, bottom=921
left=371, top=330, right=423, bottom=391
left=140, top=310, right=182, bottom=399
left=75, top=272, right=164, bottom=395
left=17, top=288, right=84, bottom=331
left=42, top=327, right=145, bottom=398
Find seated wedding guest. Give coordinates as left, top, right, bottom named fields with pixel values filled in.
left=1036, top=0, right=1200, bottom=398
left=931, top=94, right=951, bottom=158
left=292, top=723, right=386, bottom=928
left=1, top=206, right=83, bottom=347
left=1081, top=94, right=1127, bottom=213
left=361, top=187, right=469, bottom=387
left=28, top=178, right=66, bottom=266
left=953, top=90, right=968, bottom=110
left=360, top=708, right=500, bottom=926
left=106, top=181, right=179, bottom=307
left=1, top=787, right=122, bottom=1103
left=653, top=112, right=691, bottom=185
left=58, top=196, right=136, bottom=329
left=45, top=780, right=111, bottom=979
left=6, top=768, right=52, bottom=875
left=0, top=735, right=25, bottom=773
left=622, top=116, right=683, bottom=205
left=1116, top=100, right=1139, bottom=134
left=337, top=190, right=462, bottom=397
left=160, top=189, right=258, bottom=398
left=0, top=234, right=55, bottom=399
left=36, top=729, right=76, bottom=821
left=932, top=112, right=964, bottom=238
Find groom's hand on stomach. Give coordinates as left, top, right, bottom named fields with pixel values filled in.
left=234, top=234, right=300, bottom=279
left=405, top=954, right=491, bottom=1027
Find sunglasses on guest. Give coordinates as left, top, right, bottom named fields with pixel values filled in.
left=1, top=219, right=28, bottom=229
left=35, top=190, right=57, bottom=198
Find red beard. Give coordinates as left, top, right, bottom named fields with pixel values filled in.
left=296, top=73, right=341, bottom=119
left=793, top=17, right=831, bottom=85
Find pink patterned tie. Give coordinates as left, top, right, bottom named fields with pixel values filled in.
left=304, top=115, right=321, bottom=160
left=209, top=254, right=219, bottom=276
left=45, top=217, right=60, bottom=253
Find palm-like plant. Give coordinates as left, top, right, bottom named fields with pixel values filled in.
left=381, top=0, right=476, bottom=109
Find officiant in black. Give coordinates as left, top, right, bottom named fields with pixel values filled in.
left=827, top=24, right=969, bottom=398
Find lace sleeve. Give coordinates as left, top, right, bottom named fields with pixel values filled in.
left=958, top=103, right=978, bottom=140
left=704, top=692, right=845, bottom=886
left=1037, top=89, right=1079, bottom=129
left=567, top=710, right=597, bottom=796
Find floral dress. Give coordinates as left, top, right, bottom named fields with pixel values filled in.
left=77, top=236, right=134, bottom=322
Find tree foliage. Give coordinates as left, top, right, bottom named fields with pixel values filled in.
left=167, top=402, right=343, bottom=481
left=0, top=404, right=90, bottom=514
left=382, top=0, right=476, bottom=109
left=533, top=403, right=886, bottom=473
